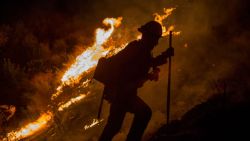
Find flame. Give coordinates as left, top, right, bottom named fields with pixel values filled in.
left=84, top=118, right=104, bottom=130
left=61, top=17, right=122, bottom=85
left=79, top=79, right=91, bottom=88
left=96, top=17, right=122, bottom=45
left=51, top=17, right=122, bottom=100
left=136, top=34, right=142, bottom=40
left=4, top=8, right=181, bottom=140
left=3, top=17, right=124, bottom=141
left=5, top=111, right=53, bottom=141
left=58, top=93, right=88, bottom=112
left=154, top=8, right=180, bottom=36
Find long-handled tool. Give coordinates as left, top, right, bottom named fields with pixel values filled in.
left=167, top=31, right=173, bottom=125
left=97, top=90, right=105, bottom=119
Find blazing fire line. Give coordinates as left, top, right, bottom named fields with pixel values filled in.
left=51, top=17, right=123, bottom=100
left=3, top=7, right=181, bottom=141
left=3, top=17, right=123, bottom=141
left=58, top=93, right=88, bottom=112
left=4, top=111, right=53, bottom=141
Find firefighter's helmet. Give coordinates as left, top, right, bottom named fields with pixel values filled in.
left=138, top=21, right=162, bottom=37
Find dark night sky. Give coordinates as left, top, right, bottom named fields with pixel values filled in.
left=0, top=0, right=250, bottom=140
left=1, top=0, right=250, bottom=29
left=0, top=0, right=90, bottom=22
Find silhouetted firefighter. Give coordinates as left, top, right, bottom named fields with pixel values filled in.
left=94, top=21, right=174, bottom=141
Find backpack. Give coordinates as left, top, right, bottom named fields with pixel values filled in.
left=93, top=56, right=121, bottom=86
left=93, top=55, right=122, bottom=102
left=93, top=41, right=140, bottom=102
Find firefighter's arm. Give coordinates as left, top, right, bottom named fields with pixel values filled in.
left=147, top=67, right=160, bottom=81
left=152, top=47, right=174, bottom=67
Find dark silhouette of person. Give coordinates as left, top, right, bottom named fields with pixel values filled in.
left=99, top=21, right=174, bottom=141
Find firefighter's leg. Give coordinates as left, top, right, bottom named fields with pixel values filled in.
left=126, top=96, right=152, bottom=141
left=99, top=104, right=126, bottom=141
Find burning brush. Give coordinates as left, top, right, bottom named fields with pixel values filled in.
left=2, top=17, right=123, bottom=141
left=2, top=7, right=180, bottom=141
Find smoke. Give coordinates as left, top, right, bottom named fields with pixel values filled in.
left=0, top=0, right=249, bottom=140
left=168, top=0, right=250, bottom=113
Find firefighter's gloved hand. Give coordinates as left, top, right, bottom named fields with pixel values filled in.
left=149, top=67, right=160, bottom=81
left=163, top=47, right=174, bottom=57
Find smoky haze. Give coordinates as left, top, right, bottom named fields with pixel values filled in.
left=0, top=0, right=249, bottom=140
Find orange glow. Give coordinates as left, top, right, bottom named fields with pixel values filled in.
left=154, top=8, right=180, bottom=36
left=58, top=93, right=88, bottom=112
left=80, top=79, right=91, bottom=88
left=51, top=17, right=123, bottom=100
left=4, top=17, right=124, bottom=141
left=5, top=7, right=181, bottom=139
left=184, top=43, right=188, bottom=48
left=61, top=17, right=122, bottom=85
left=5, top=111, right=53, bottom=141
left=136, top=34, right=142, bottom=40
